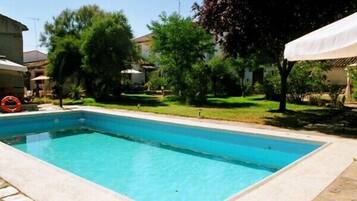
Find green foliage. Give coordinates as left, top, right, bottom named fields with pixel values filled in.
left=145, top=70, right=167, bottom=91
left=149, top=13, right=214, bottom=104
left=226, top=55, right=261, bottom=97
left=194, top=0, right=356, bottom=59
left=264, top=70, right=281, bottom=101
left=185, top=62, right=210, bottom=104
left=353, top=81, right=357, bottom=100
left=42, top=5, right=105, bottom=93
left=83, top=97, right=96, bottom=104
left=207, top=55, right=230, bottom=96
left=287, top=62, right=328, bottom=103
left=194, top=0, right=357, bottom=111
left=349, top=68, right=357, bottom=100
left=326, top=84, right=344, bottom=108
left=264, top=61, right=329, bottom=103
left=42, top=5, right=136, bottom=100
left=41, top=5, right=104, bottom=47
left=47, top=35, right=82, bottom=83
left=81, top=12, right=136, bottom=99
left=67, top=84, right=85, bottom=100
left=253, top=82, right=264, bottom=94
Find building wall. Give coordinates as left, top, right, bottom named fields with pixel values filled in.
left=138, top=42, right=151, bottom=59
left=0, top=69, right=25, bottom=99
left=325, top=67, right=347, bottom=85
left=0, top=15, right=27, bottom=100
left=0, top=16, right=25, bottom=64
left=131, top=64, right=145, bottom=85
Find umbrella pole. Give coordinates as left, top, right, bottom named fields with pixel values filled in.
left=44, top=80, right=47, bottom=103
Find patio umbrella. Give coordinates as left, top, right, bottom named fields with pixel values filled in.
left=284, top=12, right=357, bottom=61
left=31, top=75, right=50, bottom=81
left=121, top=69, right=142, bottom=74
left=31, top=75, right=50, bottom=99
left=0, top=58, right=27, bottom=72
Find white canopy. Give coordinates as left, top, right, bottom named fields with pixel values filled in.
left=121, top=69, right=142, bottom=74
left=0, top=58, right=27, bottom=72
left=284, top=12, right=357, bottom=61
left=31, top=75, right=50, bottom=81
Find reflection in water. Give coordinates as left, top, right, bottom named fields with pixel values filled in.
left=25, top=132, right=51, bottom=155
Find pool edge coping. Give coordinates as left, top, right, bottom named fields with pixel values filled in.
left=1, top=107, right=356, bottom=201
left=225, top=141, right=331, bottom=200
left=0, top=141, right=133, bottom=201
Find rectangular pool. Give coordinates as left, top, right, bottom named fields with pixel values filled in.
left=0, top=111, right=322, bottom=201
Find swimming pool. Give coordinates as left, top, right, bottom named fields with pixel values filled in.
left=0, top=111, right=322, bottom=201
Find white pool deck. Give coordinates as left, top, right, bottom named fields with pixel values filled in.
left=0, top=106, right=357, bottom=201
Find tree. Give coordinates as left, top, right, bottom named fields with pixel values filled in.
left=149, top=13, right=214, bottom=104
left=227, top=55, right=261, bottom=97
left=81, top=12, right=136, bottom=99
left=47, top=36, right=82, bottom=107
left=194, top=0, right=357, bottom=111
left=207, top=55, right=229, bottom=96
left=42, top=5, right=136, bottom=100
left=41, top=5, right=104, bottom=96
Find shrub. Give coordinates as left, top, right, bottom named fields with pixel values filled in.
left=264, top=70, right=281, bottom=101
left=288, top=64, right=327, bottom=103
left=326, top=84, right=344, bottom=108
left=264, top=62, right=328, bottom=103
left=83, top=98, right=96, bottom=104
left=253, top=82, right=264, bottom=94
left=308, top=95, right=327, bottom=106
left=353, top=80, right=357, bottom=100
left=145, top=70, right=167, bottom=91
left=67, top=84, right=85, bottom=100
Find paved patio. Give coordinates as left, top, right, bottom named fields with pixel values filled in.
left=314, top=160, right=357, bottom=201
left=0, top=178, right=33, bottom=201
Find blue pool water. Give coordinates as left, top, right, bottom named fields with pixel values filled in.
left=0, top=111, right=322, bottom=201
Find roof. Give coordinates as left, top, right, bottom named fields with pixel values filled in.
left=24, top=60, right=48, bottom=69
left=0, top=57, right=27, bottom=72
left=284, top=12, right=357, bottom=61
left=0, top=14, right=28, bottom=31
left=329, top=57, right=357, bottom=67
left=24, top=50, right=47, bottom=63
left=133, top=33, right=153, bottom=43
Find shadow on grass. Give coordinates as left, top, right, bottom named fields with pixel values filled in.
left=22, top=104, right=40, bottom=112
left=97, top=95, right=168, bottom=107
left=249, top=97, right=266, bottom=101
left=265, top=108, right=357, bottom=138
left=204, top=99, right=258, bottom=108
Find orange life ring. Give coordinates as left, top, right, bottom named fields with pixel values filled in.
left=1, top=96, right=21, bottom=113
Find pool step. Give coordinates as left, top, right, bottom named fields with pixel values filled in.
left=0, top=178, right=33, bottom=201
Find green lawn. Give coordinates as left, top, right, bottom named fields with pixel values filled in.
left=79, top=94, right=321, bottom=124
left=32, top=94, right=357, bottom=137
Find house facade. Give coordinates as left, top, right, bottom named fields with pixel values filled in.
left=23, top=50, right=50, bottom=95
left=131, top=33, right=156, bottom=86
left=0, top=14, right=28, bottom=100
left=132, top=33, right=263, bottom=87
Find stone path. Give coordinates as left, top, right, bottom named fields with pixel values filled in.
left=314, top=160, right=357, bottom=201
left=0, top=178, right=33, bottom=201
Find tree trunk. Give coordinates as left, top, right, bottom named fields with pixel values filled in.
left=84, top=76, right=94, bottom=97
left=59, top=85, right=63, bottom=108
left=58, top=58, right=65, bottom=108
left=240, top=70, right=246, bottom=97
left=279, top=72, right=288, bottom=112
left=278, top=59, right=295, bottom=112
left=213, top=77, right=217, bottom=97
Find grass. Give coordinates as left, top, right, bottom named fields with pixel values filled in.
left=32, top=94, right=357, bottom=137
left=36, top=94, right=319, bottom=123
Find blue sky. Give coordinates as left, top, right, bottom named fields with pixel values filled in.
left=0, top=0, right=202, bottom=52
